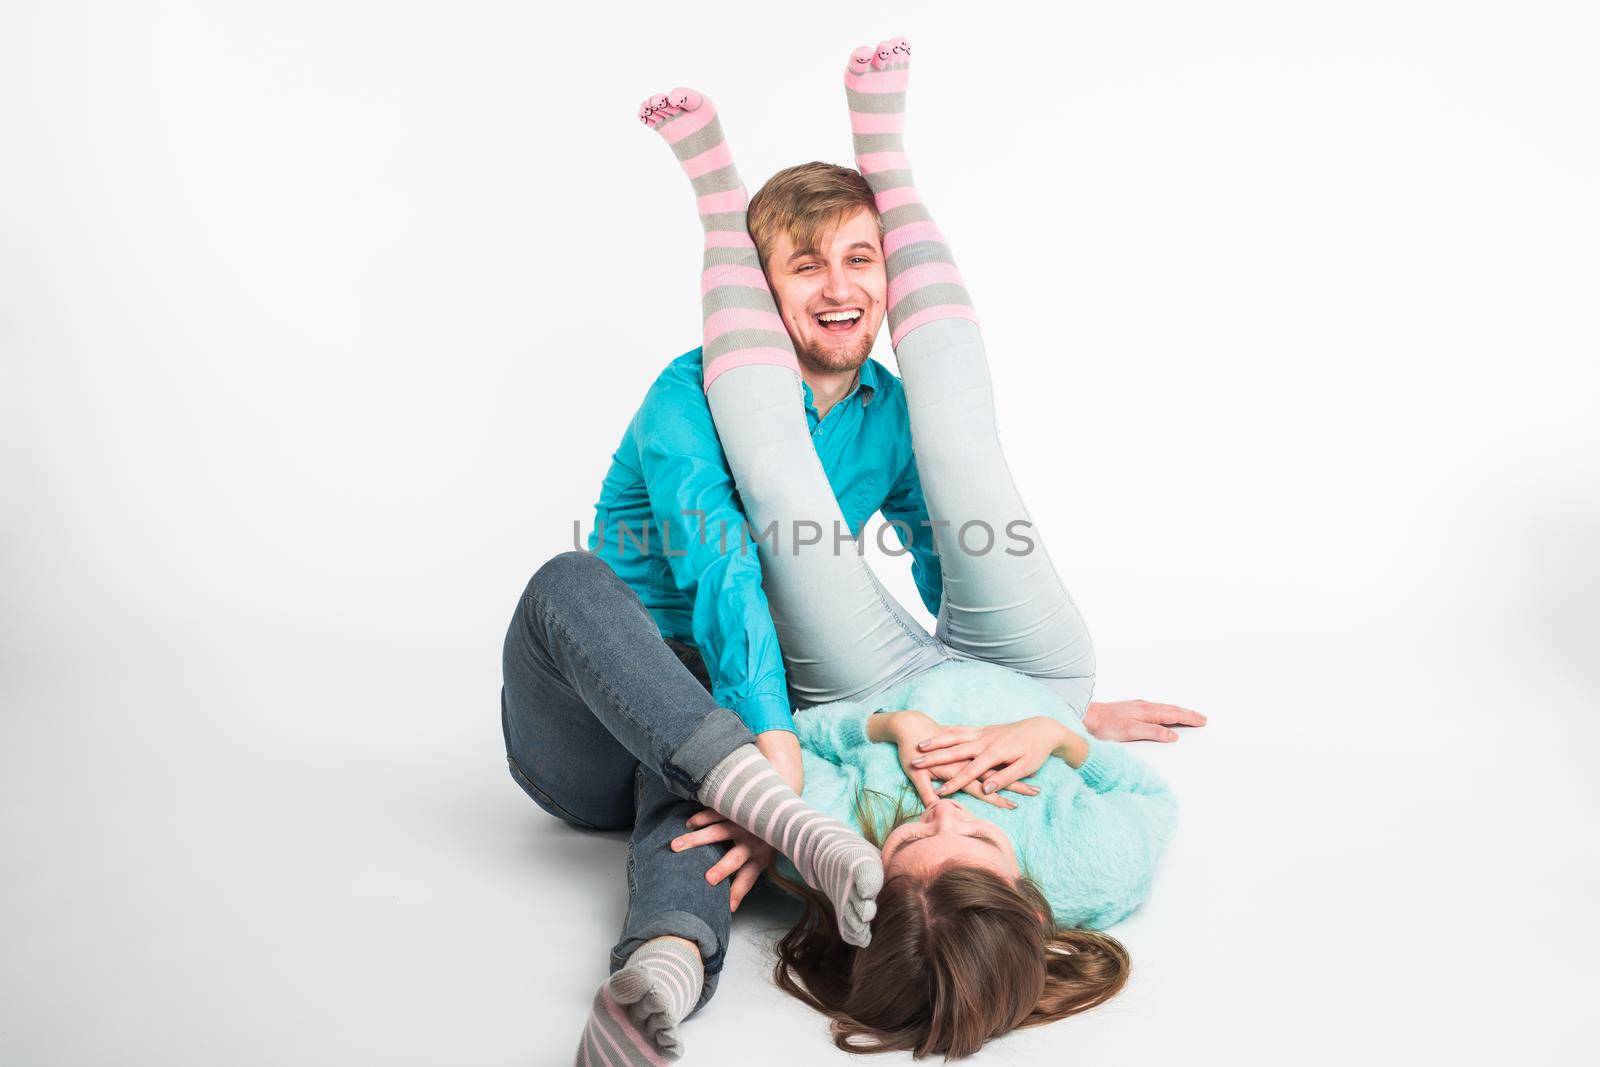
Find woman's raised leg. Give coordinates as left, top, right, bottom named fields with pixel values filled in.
left=639, top=87, right=945, bottom=709
left=846, top=38, right=1097, bottom=713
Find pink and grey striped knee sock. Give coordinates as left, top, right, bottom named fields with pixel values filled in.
left=639, top=89, right=800, bottom=394
left=638, top=91, right=881, bottom=943
left=697, top=745, right=882, bottom=947
left=845, top=37, right=980, bottom=349
left=576, top=936, right=702, bottom=1066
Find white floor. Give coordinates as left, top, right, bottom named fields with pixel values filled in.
left=3, top=565, right=1597, bottom=1065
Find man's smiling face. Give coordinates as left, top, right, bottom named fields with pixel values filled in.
left=764, top=206, right=887, bottom=375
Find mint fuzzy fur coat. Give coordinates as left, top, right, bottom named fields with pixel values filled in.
left=792, top=659, right=1178, bottom=929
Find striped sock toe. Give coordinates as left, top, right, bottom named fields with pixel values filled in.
left=697, top=745, right=883, bottom=947
left=638, top=88, right=800, bottom=393
left=844, top=37, right=980, bottom=348
left=575, top=937, right=703, bottom=1066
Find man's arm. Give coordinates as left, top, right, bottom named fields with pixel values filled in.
left=633, top=371, right=803, bottom=789
left=880, top=453, right=944, bottom=616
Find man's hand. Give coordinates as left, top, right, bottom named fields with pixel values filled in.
left=671, top=810, right=773, bottom=912
left=755, top=730, right=804, bottom=795
left=1083, top=699, right=1207, bottom=742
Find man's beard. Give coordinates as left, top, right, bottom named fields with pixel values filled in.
left=795, top=334, right=873, bottom=375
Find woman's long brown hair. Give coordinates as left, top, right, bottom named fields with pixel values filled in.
left=768, top=788, right=1130, bottom=1059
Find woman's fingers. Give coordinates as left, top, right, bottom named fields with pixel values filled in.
left=916, top=727, right=979, bottom=752
left=978, top=767, right=1041, bottom=798
left=962, top=780, right=1017, bottom=809
left=912, top=742, right=985, bottom=769
left=910, top=768, right=941, bottom=808
left=729, top=860, right=762, bottom=911
left=671, top=822, right=739, bottom=852
left=978, top=761, right=1041, bottom=795
left=705, top=843, right=750, bottom=886
left=937, top=753, right=1001, bottom=797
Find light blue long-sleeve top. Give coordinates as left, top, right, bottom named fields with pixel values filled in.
left=588, top=348, right=944, bottom=735
left=792, top=659, right=1179, bottom=929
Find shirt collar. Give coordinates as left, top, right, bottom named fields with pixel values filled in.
left=856, top=357, right=882, bottom=406
left=800, top=359, right=880, bottom=414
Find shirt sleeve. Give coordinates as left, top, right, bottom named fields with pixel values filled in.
left=635, top=373, right=795, bottom=735
left=880, top=451, right=944, bottom=617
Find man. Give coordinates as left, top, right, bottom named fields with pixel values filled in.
left=588, top=163, right=931, bottom=799
left=584, top=162, right=1201, bottom=893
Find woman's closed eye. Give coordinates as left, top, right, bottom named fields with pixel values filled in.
left=886, top=827, right=998, bottom=864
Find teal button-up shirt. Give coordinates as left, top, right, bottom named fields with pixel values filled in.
left=587, top=348, right=943, bottom=734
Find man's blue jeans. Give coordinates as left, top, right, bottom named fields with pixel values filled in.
left=500, top=549, right=756, bottom=1014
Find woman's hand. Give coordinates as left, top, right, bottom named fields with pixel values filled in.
left=912, top=716, right=1086, bottom=798
left=670, top=810, right=774, bottom=912
left=869, top=710, right=1037, bottom=810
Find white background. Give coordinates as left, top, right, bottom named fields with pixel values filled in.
left=4, top=1, right=1598, bottom=1064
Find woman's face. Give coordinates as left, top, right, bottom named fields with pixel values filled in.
left=880, top=799, right=1022, bottom=880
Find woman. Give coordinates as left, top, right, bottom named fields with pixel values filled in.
left=637, top=37, right=1186, bottom=1058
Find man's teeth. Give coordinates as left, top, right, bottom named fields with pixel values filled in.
left=817, top=310, right=862, bottom=323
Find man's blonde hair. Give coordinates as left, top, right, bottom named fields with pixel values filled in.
left=747, top=162, right=883, bottom=271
